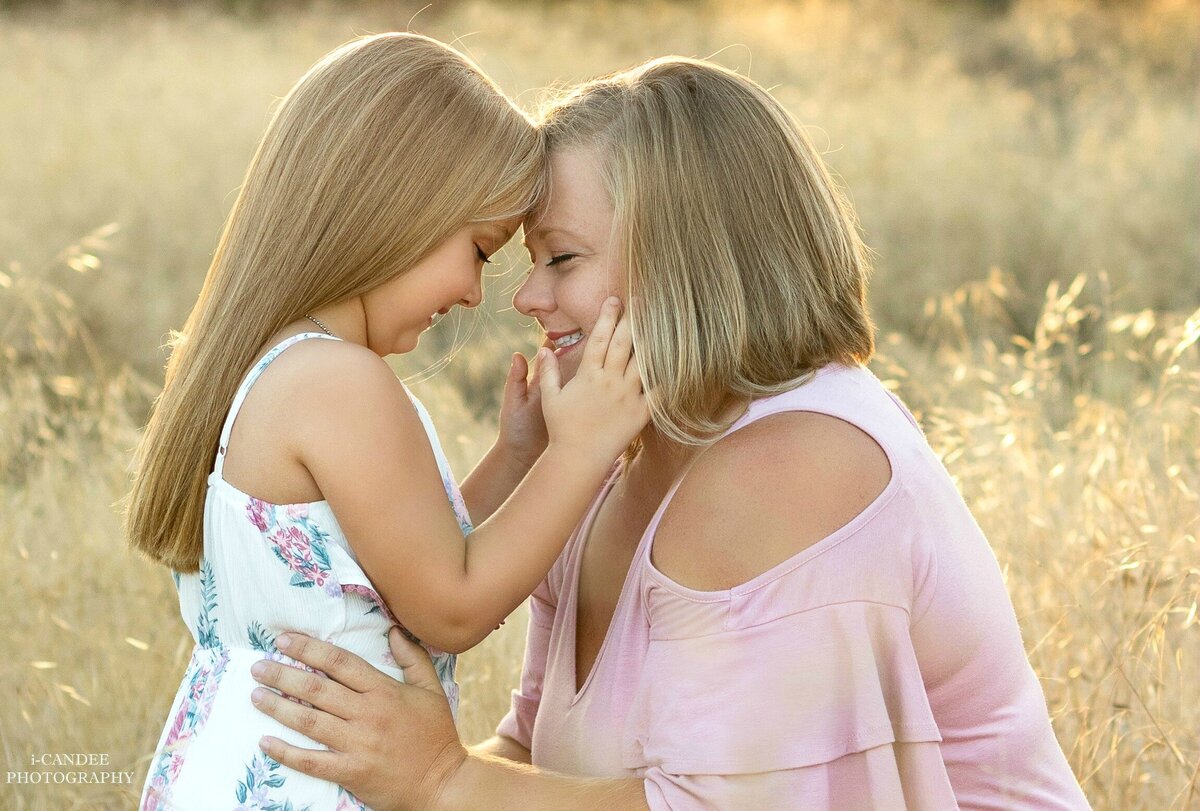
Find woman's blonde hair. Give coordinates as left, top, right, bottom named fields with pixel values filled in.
left=124, top=33, right=544, bottom=572
left=538, top=57, right=875, bottom=447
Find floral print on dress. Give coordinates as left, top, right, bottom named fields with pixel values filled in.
left=197, top=558, right=221, bottom=649
left=335, top=785, right=370, bottom=811
left=442, top=470, right=474, bottom=536
left=247, top=621, right=325, bottom=708
left=141, top=646, right=230, bottom=811
left=247, top=497, right=342, bottom=598
left=234, top=751, right=313, bottom=811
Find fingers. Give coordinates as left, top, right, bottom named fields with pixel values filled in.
left=251, top=684, right=351, bottom=752
left=504, top=353, right=528, bottom=403
left=272, top=633, right=378, bottom=694
left=579, top=296, right=622, bottom=371
left=624, top=349, right=644, bottom=387
left=605, top=309, right=635, bottom=373
left=258, top=735, right=345, bottom=781
left=535, top=348, right=560, bottom=397
left=388, top=626, right=447, bottom=697
left=251, top=659, right=358, bottom=721
left=526, top=351, right=542, bottom=399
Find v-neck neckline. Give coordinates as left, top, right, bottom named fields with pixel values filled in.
left=567, top=466, right=626, bottom=702
left=565, top=457, right=702, bottom=704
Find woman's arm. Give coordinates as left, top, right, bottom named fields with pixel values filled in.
left=468, top=734, right=532, bottom=764
left=436, top=758, right=646, bottom=811
left=250, top=630, right=648, bottom=811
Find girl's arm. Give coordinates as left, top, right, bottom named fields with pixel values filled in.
left=458, top=439, right=533, bottom=527
left=296, top=298, right=644, bottom=654
left=459, top=352, right=547, bottom=524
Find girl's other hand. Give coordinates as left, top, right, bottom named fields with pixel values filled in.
left=538, top=296, right=650, bottom=465
left=497, top=351, right=549, bottom=471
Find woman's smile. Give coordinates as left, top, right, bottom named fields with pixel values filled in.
left=545, top=329, right=586, bottom=357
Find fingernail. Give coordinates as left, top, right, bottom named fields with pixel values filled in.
left=607, top=296, right=620, bottom=306
left=250, top=661, right=267, bottom=677
left=259, top=736, right=273, bottom=753
left=251, top=687, right=267, bottom=704
left=275, top=634, right=292, bottom=650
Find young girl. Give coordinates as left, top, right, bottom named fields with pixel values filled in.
left=124, top=33, right=648, bottom=810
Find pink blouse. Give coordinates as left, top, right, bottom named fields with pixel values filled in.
left=496, top=363, right=1091, bottom=810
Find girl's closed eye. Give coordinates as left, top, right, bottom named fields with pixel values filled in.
left=476, top=244, right=493, bottom=264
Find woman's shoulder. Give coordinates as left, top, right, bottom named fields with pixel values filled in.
left=650, top=403, right=897, bottom=595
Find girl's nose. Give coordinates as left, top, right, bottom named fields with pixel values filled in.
left=460, top=278, right=483, bottom=309
left=513, top=265, right=553, bottom=317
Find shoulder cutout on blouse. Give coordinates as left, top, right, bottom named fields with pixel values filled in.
left=650, top=410, right=893, bottom=592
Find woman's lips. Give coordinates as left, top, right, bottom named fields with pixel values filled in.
left=543, top=329, right=585, bottom=358
left=553, top=339, right=582, bottom=358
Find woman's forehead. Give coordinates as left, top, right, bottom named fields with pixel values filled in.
left=524, top=149, right=612, bottom=241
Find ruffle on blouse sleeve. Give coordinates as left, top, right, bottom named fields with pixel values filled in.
left=621, top=596, right=958, bottom=810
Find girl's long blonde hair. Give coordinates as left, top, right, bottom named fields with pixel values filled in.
left=538, top=57, right=875, bottom=447
left=124, top=33, right=544, bottom=573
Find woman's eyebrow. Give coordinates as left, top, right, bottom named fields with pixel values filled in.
left=525, top=224, right=585, bottom=243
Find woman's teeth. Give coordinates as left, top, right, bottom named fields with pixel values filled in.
left=553, top=331, right=584, bottom=349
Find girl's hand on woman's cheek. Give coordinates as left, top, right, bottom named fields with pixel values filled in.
left=539, top=297, right=650, bottom=464
left=498, top=351, right=549, bottom=470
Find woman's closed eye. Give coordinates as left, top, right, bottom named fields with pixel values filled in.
left=547, top=253, right=578, bottom=267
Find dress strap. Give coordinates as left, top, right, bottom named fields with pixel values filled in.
left=212, top=332, right=342, bottom=477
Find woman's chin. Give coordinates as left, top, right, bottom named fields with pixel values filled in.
left=557, top=356, right=583, bottom=385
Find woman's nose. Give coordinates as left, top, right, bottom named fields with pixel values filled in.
left=513, top=265, right=553, bottom=317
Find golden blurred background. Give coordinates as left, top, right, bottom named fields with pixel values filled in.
left=1, top=0, right=1197, bottom=808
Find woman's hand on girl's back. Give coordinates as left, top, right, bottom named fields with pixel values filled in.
left=538, top=296, right=649, bottom=464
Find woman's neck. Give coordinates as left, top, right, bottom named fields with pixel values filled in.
left=624, top=395, right=752, bottom=497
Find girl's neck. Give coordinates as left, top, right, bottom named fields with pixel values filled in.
left=300, top=298, right=369, bottom=349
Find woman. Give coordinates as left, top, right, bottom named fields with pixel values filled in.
left=245, top=57, right=1092, bottom=809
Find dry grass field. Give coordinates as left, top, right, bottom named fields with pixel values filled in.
left=1, top=1, right=1197, bottom=808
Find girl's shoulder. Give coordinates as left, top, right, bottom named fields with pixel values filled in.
left=246, top=335, right=404, bottom=412
left=223, top=334, right=426, bottom=499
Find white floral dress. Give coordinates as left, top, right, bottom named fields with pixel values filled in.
left=140, top=332, right=474, bottom=811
